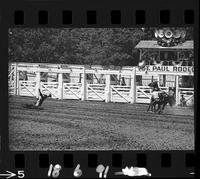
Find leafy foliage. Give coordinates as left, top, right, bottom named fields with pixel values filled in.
left=8, top=28, right=193, bottom=66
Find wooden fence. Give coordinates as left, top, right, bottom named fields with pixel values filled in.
left=8, top=62, right=194, bottom=105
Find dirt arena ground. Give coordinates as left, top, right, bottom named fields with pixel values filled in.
left=9, top=96, right=194, bottom=151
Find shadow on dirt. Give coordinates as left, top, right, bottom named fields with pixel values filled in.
left=22, top=104, right=44, bottom=110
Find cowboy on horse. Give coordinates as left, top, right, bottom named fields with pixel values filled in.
left=147, top=81, right=175, bottom=113
left=147, top=81, right=161, bottom=112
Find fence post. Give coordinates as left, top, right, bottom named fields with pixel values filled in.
left=58, top=73, right=63, bottom=99
left=14, top=62, right=17, bottom=95
left=105, top=73, right=111, bottom=103
left=157, top=74, right=160, bottom=84
left=35, top=72, right=41, bottom=97
left=81, top=66, right=87, bottom=101
left=14, top=62, right=19, bottom=95
left=130, top=67, right=136, bottom=104
left=175, top=75, right=179, bottom=106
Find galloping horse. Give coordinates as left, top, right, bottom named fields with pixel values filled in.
left=147, top=81, right=175, bottom=114
left=155, top=91, right=175, bottom=114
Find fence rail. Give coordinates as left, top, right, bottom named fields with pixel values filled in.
left=8, top=62, right=194, bottom=105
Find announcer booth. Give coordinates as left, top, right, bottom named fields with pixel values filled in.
left=135, top=39, right=194, bottom=106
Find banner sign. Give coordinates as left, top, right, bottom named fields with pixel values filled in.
left=136, top=65, right=194, bottom=75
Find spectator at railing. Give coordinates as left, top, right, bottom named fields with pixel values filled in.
left=138, top=56, right=151, bottom=68
left=180, top=94, right=187, bottom=107
left=168, top=61, right=173, bottom=66
left=149, top=55, right=158, bottom=65
left=182, top=60, right=188, bottom=66
left=188, top=55, right=194, bottom=66
left=140, top=55, right=193, bottom=67
left=149, top=59, right=154, bottom=65
left=189, top=52, right=193, bottom=61
left=172, top=60, right=183, bottom=66
left=120, top=77, right=126, bottom=86
left=145, top=61, right=150, bottom=65
left=188, top=60, right=194, bottom=66
left=162, top=60, right=169, bottom=66
left=152, top=60, right=164, bottom=66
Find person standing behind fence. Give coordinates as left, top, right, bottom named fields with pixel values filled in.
left=180, top=94, right=187, bottom=107
left=120, top=77, right=126, bottom=86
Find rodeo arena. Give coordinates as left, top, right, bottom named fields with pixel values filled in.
left=9, top=28, right=194, bottom=150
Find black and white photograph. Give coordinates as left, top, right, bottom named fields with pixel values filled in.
left=8, top=28, right=194, bottom=151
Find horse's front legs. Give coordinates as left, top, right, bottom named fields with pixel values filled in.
left=153, top=103, right=156, bottom=112
left=158, top=103, right=167, bottom=114
left=147, top=98, right=153, bottom=112
left=147, top=103, right=152, bottom=112
left=161, top=103, right=167, bottom=111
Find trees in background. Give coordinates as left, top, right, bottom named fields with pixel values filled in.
left=8, top=28, right=143, bottom=66
left=8, top=27, right=193, bottom=66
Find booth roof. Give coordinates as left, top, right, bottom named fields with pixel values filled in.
left=135, top=40, right=193, bottom=50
